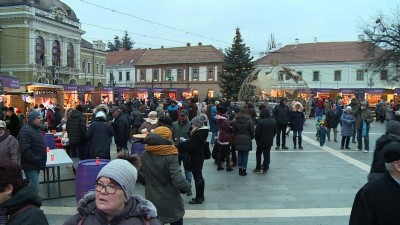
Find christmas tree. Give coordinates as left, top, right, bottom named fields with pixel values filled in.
left=219, top=27, right=254, bottom=100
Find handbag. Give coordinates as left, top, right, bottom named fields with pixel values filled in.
left=203, top=141, right=211, bottom=160
left=362, top=121, right=367, bottom=137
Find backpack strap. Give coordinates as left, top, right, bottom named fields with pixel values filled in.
left=7, top=204, right=34, bottom=223
left=77, top=217, right=85, bottom=225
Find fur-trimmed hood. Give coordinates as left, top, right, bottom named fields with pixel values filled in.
left=292, top=101, right=304, bottom=112
left=93, top=104, right=109, bottom=115
left=77, top=190, right=158, bottom=219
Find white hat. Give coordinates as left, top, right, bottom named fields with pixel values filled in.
left=346, top=106, right=352, bottom=110
left=95, top=111, right=107, bottom=120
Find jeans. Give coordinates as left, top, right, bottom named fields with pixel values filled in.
left=292, top=130, right=302, bottom=147
left=256, top=145, right=271, bottom=170
left=217, top=144, right=230, bottom=165
left=24, top=170, right=40, bottom=193
left=237, top=151, right=249, bottom=169
left=276, top=124, right=287, bottom=147
left=210, top=131, right=218, bottom=144
left=178, top=152, right=192, bottom=183
left=356, top=129, right=369, bottom=150
left=170, top=218, right=183, bottom=225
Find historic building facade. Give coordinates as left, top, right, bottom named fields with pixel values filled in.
left=0, top=0, right=106, bottom=86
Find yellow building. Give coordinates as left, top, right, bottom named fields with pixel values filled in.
left=0, top=0, right=106, bottom=86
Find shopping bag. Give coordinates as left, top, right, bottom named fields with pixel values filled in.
left=362, top=121, right=367, bottom=137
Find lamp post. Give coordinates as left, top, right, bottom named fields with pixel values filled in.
left=82, top=59, right=87, bottom=85
left=368, top=77, right=374, bottom=88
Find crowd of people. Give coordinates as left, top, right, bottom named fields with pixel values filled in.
left=0, top=94, right=400, bottom=224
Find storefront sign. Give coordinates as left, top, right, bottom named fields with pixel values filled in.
left=102, top=87, right=114, bottom=92
left=34, top=90, right=57, bottom=97
left=137, top=88, right=148, bottom=92
left=63, top=85, right=78, bottom=91
left=339, top=89, right=355, bottom=94
left=118, top=87, right=131, bottom=92
left=365, top=88, right=384, bottom=94
left=153, top=88, right=163, bottom=92
left=0, top=76, right=20, bottom=89
left=168, top=88, right=178, bottom=92
left=82, top=86, right=95, bottom=92
left=316, top=89, right=331, bottom=93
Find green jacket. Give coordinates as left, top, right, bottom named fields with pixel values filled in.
left=354, top=108, right=374, bottom=129
left=141, top=148, right=191, bottom=224
left=0, top=183, right=48, bottom=225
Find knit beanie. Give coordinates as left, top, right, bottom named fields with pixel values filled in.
left=154, top=126, right=172, bottom=140
left=97, top=159, right=137, bottom=200
left=386, top=120, right=400, bottom=137
left=191, top=114, right=208, bottom=127
left=28, top=110, right=41, bottom=123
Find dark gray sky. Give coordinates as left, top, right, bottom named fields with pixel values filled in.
left=67, top=0, right=398, bottom=58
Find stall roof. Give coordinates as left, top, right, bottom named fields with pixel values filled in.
left=25, top=83, right=63, bottom=89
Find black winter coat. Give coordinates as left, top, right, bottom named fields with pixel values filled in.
left=6, top=113, right=20, bottom=138
left=18, top=122, right=46, bottom=170
left=66, top=110, right=86, bottom=144
left=232, top=114, right=254, bottom=151
left=273, top=103, right=290, bottom=125
left=255, top=109, right=276, bottom=147
left=368, top=134, right=398, bottom=181
left=326, top=109, right=340, bottom=128
left=113, top=112, right=130, bottom=147
left=0, top=183, right=49, bottom=225
left=188, top=127, right=209, bottom=172
left=289, top=110, right=305, bottom=131
left=87, top=118, right=114, bottom=159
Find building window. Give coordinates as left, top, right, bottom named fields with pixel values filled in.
left=67, top=43, right=74, bottom=68
left=166, top=69, right=172, bottom=80
left=193, top=68, right=198, bottom=79
left=153, top=69, right=158, bottom=80
left=278, top=71, right=284, bottom=81
left=119, top=72, right=123, bottom=81
left=36, top=36, right=45, bottom=66
left=87, top=63, right=91, bottom=74
left=313, top=71, right=320, bottom=81
left=208, top=67, right=214, bottom=79
left=110, top=73, right=114, bottom=82
left=101, top=65, right=104, bottom=74
left=177, top=69, right=182, bottom=79
left=140, top=70, right=145, bottom=81
left=82, top=60, right=86, bottom=72
left=126, top=72, right=130, bottom=81
left=356, top=70, right=364, bottom=81
left=96, top=64, right=99, bottom=74
left=52, top=40, right=60, bottom=66
left=334, top=70, right=341, bottom=81
left=380, top=70, right=388, bottom=80
left=297, top=71, right=302, bottom=77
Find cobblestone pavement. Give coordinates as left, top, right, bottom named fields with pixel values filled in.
left=41, top=120, right=386, bottom=225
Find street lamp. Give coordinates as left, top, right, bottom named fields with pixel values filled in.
left=82, top=59, right=87, bottom=85
left=368, top=77, right=374, bottom=88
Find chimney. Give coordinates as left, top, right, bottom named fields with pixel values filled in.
left=198, top=42, right=202, bottom=46
left=295, top=38, right=299, bottom=45
left=186, top=43, right=191, bottom=47
left=314, top=37, right=317, bottom=43
left=119, top=48, right=125, bottom=52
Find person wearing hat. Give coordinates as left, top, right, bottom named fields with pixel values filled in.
left=66, top=105, right=87, bottom=160
left=5, top=107, right=20, bottom=138
left=64, top=157, right=162, bottom=225
left=215, top=106, right=233, bottom=172
left=110, top=106, right=130, bottom=152
left=18, top=110, right=46, bottom=193
left=0, top=120, right=19, bottom=163
left=368, top=120, right=400, bottom=182
left=187, top=114, right=209, bottom=204
left=15, top=108, right=25, bottom=129
left=87, top=111, right=114, bottom=159
left=340, top=106, right=355, bottom=150
left=349, top=141, right=400, bottom=225
left=141, top=126, right=191, bottom=224
left=138, top=111, right=158, bottom=134
left=172, top=109, right=192, bottom=195
left=354, top=101, right=374, bottom=152
left=0, top=159, right=49, bottom=225
left=45, top=104, right=56, bottom=131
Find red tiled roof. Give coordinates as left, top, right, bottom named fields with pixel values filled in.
left=106, top=49, right=147, bottom=66
left=255, top=41, right=385, bottom=65
left=135, top=45, right=224, bottom=66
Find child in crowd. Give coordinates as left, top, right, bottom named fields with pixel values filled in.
left=317, top=120, right=327, bottom=147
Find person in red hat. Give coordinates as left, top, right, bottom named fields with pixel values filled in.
left=15, top=108, right=25, bottom=128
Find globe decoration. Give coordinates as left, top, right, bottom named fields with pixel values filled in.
left=238, top=66, right=310, bottom=102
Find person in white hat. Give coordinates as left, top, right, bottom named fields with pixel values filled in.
left=0, top=120, right=19, bottom=163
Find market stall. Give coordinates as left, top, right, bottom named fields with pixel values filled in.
left=25, top=83, right=63, bottom=109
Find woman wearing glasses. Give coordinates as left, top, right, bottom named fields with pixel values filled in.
left=64, top=156, right=161, bottom=225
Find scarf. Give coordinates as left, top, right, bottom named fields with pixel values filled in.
left=145, top=144, right=178, bottom=155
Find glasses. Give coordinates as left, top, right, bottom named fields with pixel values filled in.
left=94, top=182, right=122, bottom=194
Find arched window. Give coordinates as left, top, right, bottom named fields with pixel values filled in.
left=35, top=36, right=45, bottom=66
left=69, top=79, right=78, bottom=85
left=52, top=40, right=60, bottom=66
left=86, top=81, right=92, bottom=86
left=38, top=77, right=49, bottom=84
left=67, top=43, right=74, bottom=68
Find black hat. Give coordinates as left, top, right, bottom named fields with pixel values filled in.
left=383, top=141, right=400, bottom=163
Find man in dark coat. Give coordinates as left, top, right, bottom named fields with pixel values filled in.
left=326, top=103, right=340, bottom=142
left=254, top=108, right=276, bottom=173
left=54, top=103, right=62, bottom=130
left=5, top=107, right=20, bottom=138
left=86, top=111, right=114, bottom=159
left=18, top=110, right=46, bottom=193
left=66, top=105, right=87, bottom=160
left=273, top=98, right=290, bottom=150
left=111, top=106, right=130, bottom=152
left=349, top=141, right=400, bottom=225
left=354, top=101, right=374, bottom=152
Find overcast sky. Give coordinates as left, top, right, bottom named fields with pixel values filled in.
left=66, top=0, right=398, bottom=58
